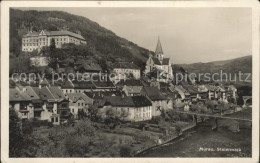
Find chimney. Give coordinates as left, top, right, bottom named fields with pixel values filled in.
left=39, top=84, right=42, bottom=89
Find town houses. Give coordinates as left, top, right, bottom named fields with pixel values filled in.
left=9, top=36, right=239, bottom=125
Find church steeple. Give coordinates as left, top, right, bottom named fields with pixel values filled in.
left=155, top=37, right=164, bottom=61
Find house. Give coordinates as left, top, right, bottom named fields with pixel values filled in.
left=59, top=79, right=75, bottom=94
left=22, top=30, right=86, bottom=52
left=174, top=85, right=191, bottom=103
left=9, top=88, right=32, bottom=119
left=144, top=38, right=173, bottom=81
left=91, top=77, right=116, bottom=92
left=199, top=85, right=216, bottom=100
left=225, top=85, right=237, bottom=102
left=116, top=79, right=144, bottom=89
left=75, top=60, right=102, bottom=74
left=66, top=93, right=94, bottom=119
left=182, top=84, right=200, bottom=102
left=113, top=62, right=141, bottom=82
left=85, top=90, right=124, bottom=107
left=73, top=80, right=97, bottom=93
left=32, top=86, right=70, bottom=125
left=22, top=86, right=43, bottom=119
left=122, top=85, right=143, bottom=96
left=141, top=86, right=172, bottom=116
left=99, top=96, right=152, bottom=122
left=30, top=52, right=50, bottom=67
left=215, top=86, right=227, bottom=101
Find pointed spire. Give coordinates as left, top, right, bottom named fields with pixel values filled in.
left=155, top=36, right=163, bottom=55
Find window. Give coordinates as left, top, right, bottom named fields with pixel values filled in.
left=72, top=109, right=74, bottom=113
left=55, top=117, right=59, bottom=122
left=78, top=103, right=80, bottom=106
left=51, top=118, right=54, bottom=123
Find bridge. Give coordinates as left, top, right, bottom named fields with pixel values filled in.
left=173, top=111, right=252, bottom=122
left=171, top=110, right=252, bottom=132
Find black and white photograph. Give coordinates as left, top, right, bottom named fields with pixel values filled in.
left=1, top=1, right=259, bottom=162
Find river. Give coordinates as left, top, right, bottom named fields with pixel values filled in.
left=136, top=120, right=252, bottom=157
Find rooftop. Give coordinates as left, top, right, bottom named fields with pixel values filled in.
left=113, top=62, right=140, bottom=70
left=102, top=96, right=152, bottom=107
left=24, top=30, right=85, bottom=40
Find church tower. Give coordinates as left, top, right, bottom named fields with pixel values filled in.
left=155, top=37, right=164, bottom=63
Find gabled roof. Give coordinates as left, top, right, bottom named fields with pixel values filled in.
left=85, top=90, right=124, bottom=99
left=73, top=80, right=96, bottom=89
left=31, top=87, right=65, bottom=102
left=142, top=86, right=167, bottom=101
left=204, top=85, right=217, bottom=91
left=155, top=38, right=163, bottom=54
left=160, top=87, right=176, bottom=100
left=92, top=77, right=115, bottom=88
left=67, top=93, right=93, bottom=104
left=77, top=60, right=102, bottom=72
left=113, top=62, right=140, bottom=70
left=32, top=87, right=55, bottom=101
left=102, top=96, right=152, bottom=107
left=48, top=86, right=66, bottom=100
left=116, top=79, right=144, bottom=87
left=175, top=85, right=190, bottom=96
left=123, top=85, right=143, bottom=94
left=24, top=86, right=41, bottom=100
left=57, top=79, right=74, bottom=89
left=182, top=85, right=199, bottom=94
left=9, top=88, right=30, bottom=102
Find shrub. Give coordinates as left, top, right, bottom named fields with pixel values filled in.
left=120, top=145, right=132, bottom=157
left=64, top=135, right=90, bottom=157
left=72, top=120, right=96, bottom=137
left=150, top=116, right=163, bottom=125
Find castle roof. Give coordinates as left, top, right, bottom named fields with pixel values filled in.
left=24, top=30, right=85, bottom=40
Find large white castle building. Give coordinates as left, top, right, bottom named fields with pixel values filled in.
left=22, top=30, right=87, bottom=52
left=145, top=38, right=173, bottom=81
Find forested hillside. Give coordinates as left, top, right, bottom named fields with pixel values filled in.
left=10, top=9, right=153, bottom=72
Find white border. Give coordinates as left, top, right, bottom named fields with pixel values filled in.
left=1, top=1, right=259, bottom=163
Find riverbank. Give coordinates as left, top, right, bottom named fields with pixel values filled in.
left=137, top=121, right=251, bottom=157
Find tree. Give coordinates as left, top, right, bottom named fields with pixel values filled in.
left=9, top=108, right=22, bottom=157
left=104, top=108, right=121, bottom=129
left=120, top=145, right=132, bottom=157
left=72, top=120, right=96, bottom=137
left=64, top=135, right=90, bottom=157
left=87, top=105, right=102, bottom=122
left=50, top=38, right=56, bottom=52
left=9, top=109, right=38, bottom=157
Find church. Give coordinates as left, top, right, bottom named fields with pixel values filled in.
left=145, top=38, right=173, bottom=82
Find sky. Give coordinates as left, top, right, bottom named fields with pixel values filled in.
left=19, top=7, right=252, bottom=64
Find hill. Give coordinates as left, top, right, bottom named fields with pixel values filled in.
left=10, top=9, right=153, bottom=71
left=175, top=55, right=252, bottom=74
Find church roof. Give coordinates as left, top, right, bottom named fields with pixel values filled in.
left=155, top=38, right=163, bottom=54
left=151, top=57, right=170, bottom=65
